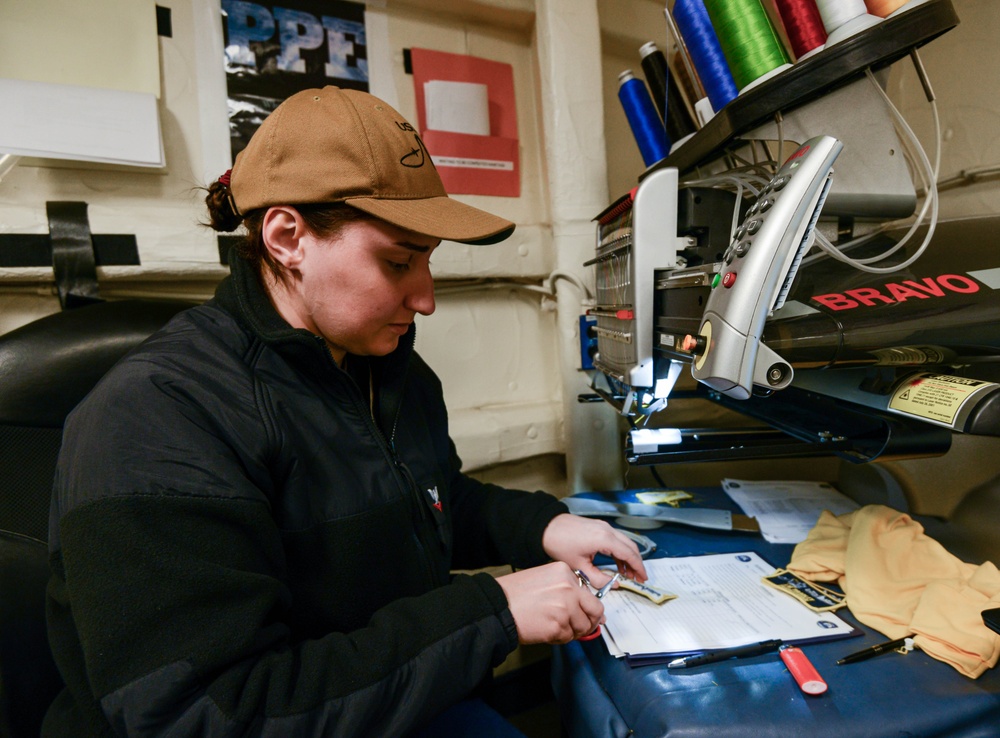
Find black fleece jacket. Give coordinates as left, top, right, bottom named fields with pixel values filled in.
left=44, top=255, right=567, bottom=737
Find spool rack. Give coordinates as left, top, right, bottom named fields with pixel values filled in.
left=647, top=0, right=959, bottom=178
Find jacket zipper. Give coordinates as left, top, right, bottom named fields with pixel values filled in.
left=314, top=334, right=441, bottom=588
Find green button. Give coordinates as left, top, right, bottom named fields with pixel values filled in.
left=711, top=273, right=721, bottom=288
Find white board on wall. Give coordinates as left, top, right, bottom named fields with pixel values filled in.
left=0, top=0, right=164, bottom=167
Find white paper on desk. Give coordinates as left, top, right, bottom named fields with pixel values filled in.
left=600, top=626, right=625, bottom=658
left=601, top=552, right=855, bottom=657
left=0, top=78, right=164, bottom=167
left=722, top=479, right=859, bottom=544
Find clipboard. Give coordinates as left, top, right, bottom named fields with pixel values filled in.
left=597, top=551, right=861, bottom=666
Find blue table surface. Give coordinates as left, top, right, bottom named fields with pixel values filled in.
left=551, top=487, right=1000, bottom=738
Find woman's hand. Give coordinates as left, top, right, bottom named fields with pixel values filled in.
left=541, top=513, right=648, bottom=589
left=496, top=562, right=604, bottom=644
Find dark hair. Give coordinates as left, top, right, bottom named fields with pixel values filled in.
left=204, top=181, right=372, bottom=283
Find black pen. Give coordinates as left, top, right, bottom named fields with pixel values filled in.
left=837, top=635, right=915, bottom=665
left=667, top=639, right=783, bottom=668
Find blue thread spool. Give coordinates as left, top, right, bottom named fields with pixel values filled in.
left=673, top=0, right=738, bottom=112
left=617, top=70, right=669, bottom=167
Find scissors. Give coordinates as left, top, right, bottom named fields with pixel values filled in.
left=575, top=571, right=621, bottom=640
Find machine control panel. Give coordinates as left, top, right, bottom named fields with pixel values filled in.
left=690, top=135, right=843, bottom=399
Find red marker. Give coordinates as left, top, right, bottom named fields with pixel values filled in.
left=780, top=645, right=828, bottom=695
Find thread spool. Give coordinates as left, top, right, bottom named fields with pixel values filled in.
left=815, top=0, right=882, bottom=46
left=672, top=0, right=738, bottom=112
left=865, top=0, right=929, bottom=17
left=617, top=70, right=670, bottom=167
left=773, top=0, right=827, bottom=60
left=639, top=42, right=697, bottom=144
left=703, top=0, right=792, bottom=92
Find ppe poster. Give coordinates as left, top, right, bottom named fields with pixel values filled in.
left=220, top=0, right=368, bottom=159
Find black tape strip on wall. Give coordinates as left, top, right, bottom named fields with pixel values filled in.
left=0, top=234, right=139, bottom=268
left=156, top=5, right=172, bottom=37
left=47, top=201, right=103, bottom=309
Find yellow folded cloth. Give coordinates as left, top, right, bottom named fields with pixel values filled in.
left=786, top=504, right=1000, bottom=678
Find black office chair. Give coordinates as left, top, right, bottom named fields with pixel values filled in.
left=0, top=298, right=193, bottom=738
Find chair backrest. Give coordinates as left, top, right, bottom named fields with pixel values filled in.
left=0, top=298, right=194, bottom=737
left=0, top=299, right=193, bottom=539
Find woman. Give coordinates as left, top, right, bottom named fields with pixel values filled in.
left=45, top=86, right=645, bottom=737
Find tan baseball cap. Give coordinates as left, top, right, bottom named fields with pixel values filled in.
left=229, top=86, right=514, bottom=245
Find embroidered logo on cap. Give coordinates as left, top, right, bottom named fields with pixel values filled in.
left=396, top=121, right=432, bottom=169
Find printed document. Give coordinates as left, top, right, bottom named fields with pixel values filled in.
left=601, top=552, right=855, bottom=657
left=722, top=479, right=859, bottom=543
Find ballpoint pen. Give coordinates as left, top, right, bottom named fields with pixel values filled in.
left=837, top=635, right=915, bottom=665
left=667, top=639, right=782, bottom=668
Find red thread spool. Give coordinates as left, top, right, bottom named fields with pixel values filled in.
left=773, top=0, right=828, bottom=60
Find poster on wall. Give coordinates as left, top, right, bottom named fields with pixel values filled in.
left=220, top=0, right=368, bottom=160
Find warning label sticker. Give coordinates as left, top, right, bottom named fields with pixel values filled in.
left=889, top=373, right=996, bottom=426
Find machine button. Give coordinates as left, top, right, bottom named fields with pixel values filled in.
left=724, top=247, right=735, bottom=264
left=759, top=198, right=773, bottom=213
left=735, top=239, right=751, bottom=257
left=722, top=271, right=737, bottom=288
left=681, top=334, right=707, bottom=356
left=711, top=273, right=721, bottom=288
left=747, top=219, right=762, bottom=235
left=772, top=175, right=790, bottom=191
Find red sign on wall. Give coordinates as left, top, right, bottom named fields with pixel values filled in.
left=409, top=48, right=520, bottom=197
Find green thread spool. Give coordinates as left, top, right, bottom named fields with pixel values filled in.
left=703, top=0, right=790, bottom=91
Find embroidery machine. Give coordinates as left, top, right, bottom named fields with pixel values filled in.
left=584, top=0, right=1000, bottom=468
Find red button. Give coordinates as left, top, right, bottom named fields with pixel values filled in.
left=722, top=271, right=737, bottom=288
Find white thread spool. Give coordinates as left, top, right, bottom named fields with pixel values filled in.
left=816, top=0, right=882, bottom=46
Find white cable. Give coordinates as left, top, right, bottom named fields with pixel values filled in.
left=435, top=281, right=549, bottom=297
left=682, top=174, right=763, bottom=198
left=776, top=113, right=784, bottom=174
left=680, top=172, right=769, bottom=242
left=730, top=179, right=744, bottom=242
left=809, top=70, right=940, bottom=274
left=546, top=270, right=593, bottom=302
left=435, top=270, right=594, bottom=303
left=850, top=70, right=939, bottom=263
